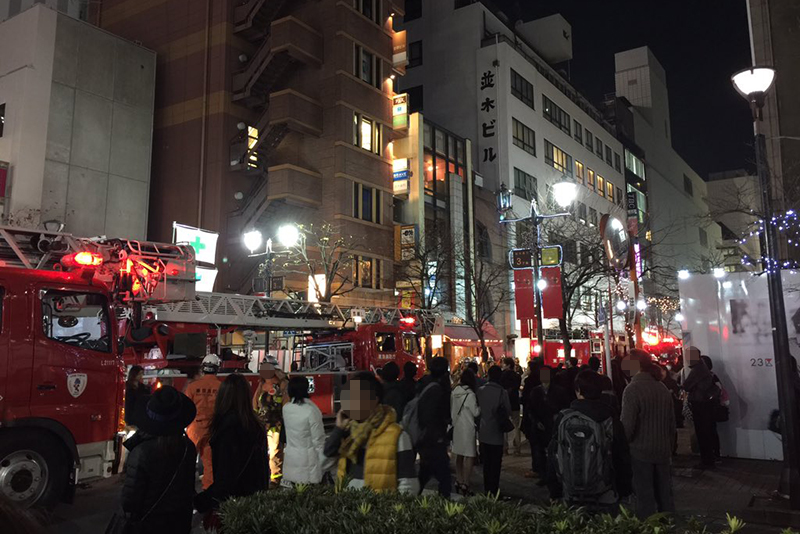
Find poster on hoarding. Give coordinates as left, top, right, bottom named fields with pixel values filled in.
left=678, top=272, right=800, bottom=460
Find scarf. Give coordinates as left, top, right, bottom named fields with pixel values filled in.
left=339, top=404, right=395, bottom=464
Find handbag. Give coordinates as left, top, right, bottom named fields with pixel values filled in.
left=106, top=441, right=189, bottom=534
left=495, top=389, right=515, bottom=433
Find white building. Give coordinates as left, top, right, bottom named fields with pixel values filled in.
left=613, top=48, right=723, bottom=288
left=399, top=1, right=628, bottom=343
left=707, top=169, right=761, bottom=271
left=0, top=5, right=155, bottom=238
left=0, top=0, right=87, bottom=22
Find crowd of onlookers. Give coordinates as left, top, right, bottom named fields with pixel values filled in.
left=114, top=345, right=731, bottom=532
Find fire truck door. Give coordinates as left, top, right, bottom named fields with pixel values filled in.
left=31, top=287, right=119, bottom=445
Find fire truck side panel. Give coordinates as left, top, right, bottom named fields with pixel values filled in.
left=0, top=278, right=34, bottom=421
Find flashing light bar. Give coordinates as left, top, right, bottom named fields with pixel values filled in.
left=399, top=317, right=416, bottom=326
left=61, top=251, right=104, bottom=269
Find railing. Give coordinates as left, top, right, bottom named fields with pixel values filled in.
left=148, top=292, right=440, bottom=330
left=293, top=342, right=355, bottom=373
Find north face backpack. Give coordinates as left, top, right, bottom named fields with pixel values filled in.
left=401, top=382, right=437, bottom=448
left=555, top=409, right=615, bottom=503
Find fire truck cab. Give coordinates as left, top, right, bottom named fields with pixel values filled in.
left=0, top=226, right=195, bottom=509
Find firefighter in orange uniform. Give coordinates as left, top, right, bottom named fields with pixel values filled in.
left=186, top=354, right=221, bottom=489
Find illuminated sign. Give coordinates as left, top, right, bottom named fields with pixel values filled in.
left=510, top=248, right=532, bottom=270
left=393, top=94, right=408, bottom=129
left=540, top=246, right=562, bottom=266
left=393, top=158, right=410, bottom=181
left=173, top=222, right=218, bottom=266
left=195, top=266, right=218, bottom=292
left=393, top=179, right=409, bottom=195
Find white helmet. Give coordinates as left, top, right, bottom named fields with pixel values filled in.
left=202, top=353, right=221, bottom=373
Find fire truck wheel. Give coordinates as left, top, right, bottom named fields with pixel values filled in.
left=0, top=430, right=69, bottom=509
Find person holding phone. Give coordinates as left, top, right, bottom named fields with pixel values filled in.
left=323, top=371, right=418, bottom=493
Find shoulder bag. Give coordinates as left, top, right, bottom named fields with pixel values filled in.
left=495, top=388, right=515, bottom=433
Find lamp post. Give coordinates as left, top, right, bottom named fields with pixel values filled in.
left=497, top=178, right=577, bottom=354
left=242, top=224, right=302, bottom=296
left=732, top=66, right=800, bottom=508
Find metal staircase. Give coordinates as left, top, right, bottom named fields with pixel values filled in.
left=234, top=0, right=289, bottom=40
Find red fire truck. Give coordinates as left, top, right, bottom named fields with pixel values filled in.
left=0, top=226, right=196, bottom=509
left=129, top=299, right=430, bottom=417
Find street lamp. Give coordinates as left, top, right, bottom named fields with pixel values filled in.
left=243, top=229, right=263, bottom=255
left=732, top=65, right=800, bottom=508
left=497, top=178, right=577, bottom=354
left=277, top=224, right=301, bottom=248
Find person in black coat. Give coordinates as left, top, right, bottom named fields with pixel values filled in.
left=124, top=365, right=151, bottom=428
left=121, top=386, right=197, bottom=534
left=195, top=373, right=268, bottom=518
left=417, top=357, right=452, bottom=497
left=381, top=361, right=409, bottom=418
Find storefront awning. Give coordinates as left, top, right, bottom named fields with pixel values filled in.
left=444, top=323, right=503, bottom=347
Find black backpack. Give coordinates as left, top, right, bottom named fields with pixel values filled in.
left=555, top=409, right=615, bottom=503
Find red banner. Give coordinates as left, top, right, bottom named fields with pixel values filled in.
left=540, top=266, right=563, bottom=320
left=513, top=269, right=536, bottom=320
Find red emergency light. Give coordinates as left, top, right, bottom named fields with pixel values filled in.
left=61, top=251, right=104, bottom=269
left=399, top=317, right=416, bottom=327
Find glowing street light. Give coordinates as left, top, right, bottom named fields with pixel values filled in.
left=636, top=300, right=647, bottom=311
left=243, top=229, right=263, bottom=254
left=552, top=179, right=578, bottom=208
left=675, top=313, right=685, bottom=322
left=536, top=278, right=548, bottom=290
left=677, top=270, right=690, bottom=280
left=713, top=267, right=726, bottom=279
left=277, top=224, right=301, bottom=248
left=616, top=301, right=627, bottom=311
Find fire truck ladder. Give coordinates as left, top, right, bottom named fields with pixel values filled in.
left=148, top=292, right=439, bottom=331
left=0, top=225, right=102, bottom=270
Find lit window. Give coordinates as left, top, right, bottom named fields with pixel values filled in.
left=512, top=118, right=536, bottom=156
left=597, top=175, right=605, bottom=197
left=354, top=256, right=375, bottom=288
left=352, top=182, right=382, bottom=224
left=0, top=103, right=5, bottom=137
left=587, top=168, right=595, bottom=190
left=544, top=139, right=573, bottom=177
left=606, top=181, right=614, bottom=202
left=575, top=161, right=585, bottom=185
left=625, top=150, right=646, bottom=179
left=246, top=126, right=259, bottom=169
left=353, top=113, right=381, bottom=155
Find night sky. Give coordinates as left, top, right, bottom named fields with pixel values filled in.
left=493, top=0, right=755, bottom=179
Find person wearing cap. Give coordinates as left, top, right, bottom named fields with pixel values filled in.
left=185, top=354, right=222, bottom=489
left=121, top=386, right=197, bottom=533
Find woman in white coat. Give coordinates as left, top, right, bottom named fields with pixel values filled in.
left=451, top=368, right=480, bottom=495
left=282, top=376, right=325, bottom=485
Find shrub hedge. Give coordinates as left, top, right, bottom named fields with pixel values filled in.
left=218, top=484, right=782, bottom=534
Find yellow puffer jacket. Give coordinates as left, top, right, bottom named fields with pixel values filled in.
left=337, top=417, right=402, bottom=491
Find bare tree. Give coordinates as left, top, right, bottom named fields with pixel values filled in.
left=456, top=245, right=510, bottom=361
left=268, top=222, right=362, bottom=303
left=395, top=224, right=453, bottom=311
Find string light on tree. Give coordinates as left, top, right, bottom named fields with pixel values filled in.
left=738, top=210, right=800, bottom=272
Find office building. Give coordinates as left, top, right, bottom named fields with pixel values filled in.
left=98, top=0, right=406, bottom=298
left=0, top=0, right=88, bottom=22
left=0, top=4, right=155, bottom=238
left=400, top=0, right=628, bottom=344
left=707, top=169, right=761, bottom=272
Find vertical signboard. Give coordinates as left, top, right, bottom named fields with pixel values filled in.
left=393, top=93, right=408, bottom=130
left=540, top=266, right=564, bottom=320
left=173, top=222, right=219, bottom=292
left=392, top=30, right=407, bottom=68
left=476, top=50, right=499, bottom=188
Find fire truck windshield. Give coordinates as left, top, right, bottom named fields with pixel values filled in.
left=42, top=290, right=111, bottom=352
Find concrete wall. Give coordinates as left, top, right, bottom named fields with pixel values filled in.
left=0, top=6, right=56, bottom=222
left=0, top=5, right=154, bottom=238
left=42, top=12, right=155, bottom=238
left=0, top=0, right=86, bottom=23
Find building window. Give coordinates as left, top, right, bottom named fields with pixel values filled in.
left=597, top=175, right=605, bottom=197
left=683, top=174, right=694, bottom=197
left=352, top=182, right=381, bottom=223
left=354, top=256, right=380, bottom=289
left=585, top=129, right=594, bottom=150
left=614, top=152, right=622, bottom=172
left=605, top=145, right=612, bottom=166
left=354, top=45, right=381, bottom=88
left=542, top=95, right=571, bottom=136
left=544, top=139, right=573, bottom=177
left=578, top=202, right=587, bottom=223
left=353, top=0, right=380, bottom=23
left=589, top=207, right=598, bottom=227
left=406, top=85, right=423, bottom=112
left=616, top=187, right=623, bottom=207
left=564, top=240, right=577, bottom=264
left=595, top=137, right=603, bottom=157
left=575, top=161, right=585, bottom=185
left=699, top=227, right=708, bottom=247
left=510, top=68, right=534, bottom=109
left=573, top=120, right=582, bottom=144
left=625, top=150, right=646, bottom=179
left=408, top=41, right=423, bottom=68
left=606, top=181, right=614, bottom=202
left=512, top=118, right=536, bottom=156
left=514, top=168, right=537, bottom=201
left=353, top=113, right=381, bottom=155
left=587, top=168, right=595, bottom=190
left=0, top=103, right=5, bottom=137
left=477, top=223, right=492, bottom=260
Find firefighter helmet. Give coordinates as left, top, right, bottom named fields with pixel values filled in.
left=202, top=353, right=221, bottom=374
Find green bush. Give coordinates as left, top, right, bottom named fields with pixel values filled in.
left=218, top=485, right=773, bottom=534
